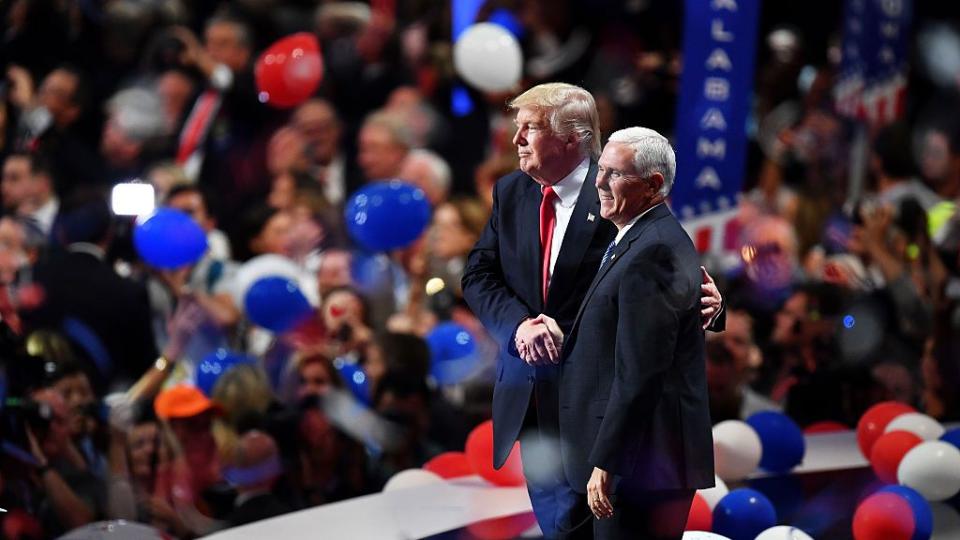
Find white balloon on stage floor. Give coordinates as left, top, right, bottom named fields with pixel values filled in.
left=754, top=525, right=815, bottom=540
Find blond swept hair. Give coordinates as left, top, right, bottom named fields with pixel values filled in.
left=509, top=83, right=601, bottom=158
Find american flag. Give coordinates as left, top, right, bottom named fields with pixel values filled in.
left=834, top=0, right=912, bottom=125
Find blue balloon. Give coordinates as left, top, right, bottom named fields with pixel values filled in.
left=334, top=358, right=370, bottom=405
left=134, top=208, right=208, bottom=269
left=344, top=181, right=431, bottom=251
left=244, top=276, right=313, bottom=333
left=879, top=485, right=933, bottom=540
left=942, top=428, right=960, bottom=450
left=426, top=322, right=478, bottom=385
left=746, top=411, right=806, bottom=473
left=196, top=349, right=255, bottom=397
left=713, top=488, right=778, bottom=540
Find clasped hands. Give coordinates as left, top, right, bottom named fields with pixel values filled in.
left=515, top=314, right=563, bottom=365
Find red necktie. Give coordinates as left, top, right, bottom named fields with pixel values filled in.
left=540, top=186, right=558, bottom=302
left=176, top=89, right=221, bottom=165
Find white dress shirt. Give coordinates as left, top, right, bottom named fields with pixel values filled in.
left=545, top=158, right=590, bottom=288
left=614, top=202, right=664, bottom=245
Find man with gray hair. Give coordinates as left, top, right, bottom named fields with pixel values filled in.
left=555, top=127, right=715, bottom=538
left=399, top=148, right=451, bottom=205
left=463, top=84, right=723, bottom=538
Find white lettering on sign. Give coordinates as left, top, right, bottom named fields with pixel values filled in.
left=880, top=0, right=903, bottom=17
left=881, top=22, right=899, bottom=39
left=695, top=167, right=723, bottom=190
left=706, top=48, right=733, bottom=71
left=701, top=108, right=728, bottom=130
left=697, top=138, right=727, bottom=159
left=712, top=0, right=738, bottom=11
left=705, top=78, right=730, bottom=101
left=711, top=19, right=735, bottom=42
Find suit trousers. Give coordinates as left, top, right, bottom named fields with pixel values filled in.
left=520, top=369, right=592, bottom=540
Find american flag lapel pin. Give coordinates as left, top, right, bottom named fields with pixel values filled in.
left=587, top=213, right=595, bottom=222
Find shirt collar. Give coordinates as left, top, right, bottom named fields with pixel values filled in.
left=545, top=157, right=590, bottom=208
left=615, top=203, right=664, bottom=244
left=67, top=242, right=106, bottom=261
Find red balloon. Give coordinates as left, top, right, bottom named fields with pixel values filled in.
left=870, top=430, right=923, bottom=484
left=254, top=32, right=323, bottom=109
left=424, top=451, right=474, bottom=479
left=465, top=512, right=538, bottom=540
left=685, top=493, right=713, bottom=531
left=852, top=492, right=915, bottom=540
left=857, top=401, right=915, bottom=459
left=465, top=420, right=525, bottom=487
left=804, top=420, right=850, bottom=434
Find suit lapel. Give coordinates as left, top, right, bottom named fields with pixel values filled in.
left=545, top=161, right=600, bottom=311
left=518, top=175, right=545, bottom=312
left=570, top=204, right=672, bottom=332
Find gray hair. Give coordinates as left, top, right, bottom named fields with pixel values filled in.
left=508, top=83, right=601, bottom=158
left=107, top=87, right=167, bottom=141
left=404, top=149, right=451, bottom=194
left=361, top=111, right=415, bottom=151
left=607, top=127, right=676, bottom=197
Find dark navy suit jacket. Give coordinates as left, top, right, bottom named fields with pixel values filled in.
left=462, top=162, right=616, bottom=468
left=558, top=204, right=715, bottom=493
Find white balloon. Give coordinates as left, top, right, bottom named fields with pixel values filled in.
left=897, top=441, right=960, bottom=501
left=930, top=502, right=960, bottom=540
left=60, top=520, right=165, bottom=539
left=697, top=475, right=730, bottom=510
left=454, top=23, right=523, bottom=92
left=383, top=468, right=444, bottom=492
left=713, top=420, right=762, bottom=481
left=232, top=254, right=318, bottom=308
left=755, top=525, right=815, bottom=540
left=885, top=412, right=946, bottom=440
left=682, top=532, right=732, bottom=540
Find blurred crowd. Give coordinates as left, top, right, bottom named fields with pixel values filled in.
left=0, top=0, right=959, bottom=538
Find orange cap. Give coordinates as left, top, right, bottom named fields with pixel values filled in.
left=154, top=385, right=220, bottom=420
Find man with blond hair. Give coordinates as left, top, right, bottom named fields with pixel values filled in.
left=463, top=84, right=723, bottom=538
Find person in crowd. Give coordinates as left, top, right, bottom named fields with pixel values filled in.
left=398, top=148, right=452, bottom=206
left=22, top=194, right=157, bottom=388
left=291, top=99, right=363, bottom=206
left=26, top=388, right=103, bottom=535
left=224, top=430, right=288, bottom=526
left=357, top=111, right=413, bottom=182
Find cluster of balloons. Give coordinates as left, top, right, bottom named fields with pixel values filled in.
left=713, top=411, right=805, bottom=482
left=133, top=208, right=207, bottom=269
left=454, top=22, right=523, bottom=92
left=380, top=420, right=527, bottom=540
left=344, top=181, right=431, bottom=252
left=857, top=401, right=960, bottom=502
left=426, top=322, right=479, bottom=386
left=254, top=33, right=323, bottom=109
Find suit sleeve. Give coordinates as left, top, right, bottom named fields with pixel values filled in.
left=461, top=182, right=533, bottom=349
left=589, top=244, right=690, bottom=475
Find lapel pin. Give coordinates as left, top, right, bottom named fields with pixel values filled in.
left=587, top=213, right=595, bottom=222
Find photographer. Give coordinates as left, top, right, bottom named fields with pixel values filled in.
left=25, top=388, right=103, bottom=535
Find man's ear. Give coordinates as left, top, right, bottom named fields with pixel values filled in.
left=649, top=172, right=665, bottom=195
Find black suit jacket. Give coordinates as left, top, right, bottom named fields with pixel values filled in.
left=462, top=162, right=617, bottom=468
left=22, top=249, right=157, bottom=387
left=558, top=204, right=715, bottom=493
